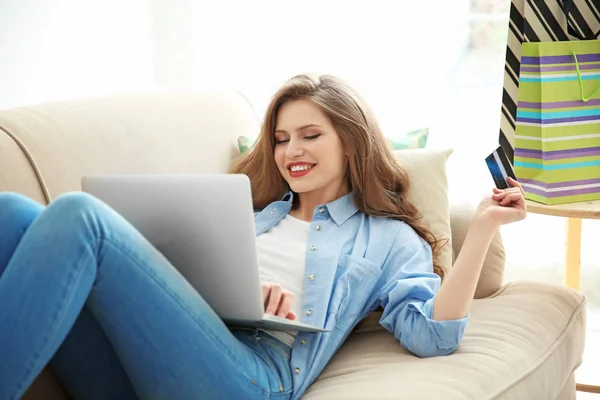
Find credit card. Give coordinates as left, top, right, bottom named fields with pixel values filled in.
left=485, top=146, right=517, bottom=189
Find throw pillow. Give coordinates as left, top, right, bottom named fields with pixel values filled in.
left=236, top=127, right=429, bottom=155
left=237, top=135, right=254, bottom=154
left=393, top=147, right=454, bottom=275
left=353, top=147, right=453, bottom=334
left=387, top=127, right=429, bottom=150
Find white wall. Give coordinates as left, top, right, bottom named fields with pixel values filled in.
left=151, top=0, right=195, bottom=87
left=187, top=0, right=500, bottom=201
left=0, top=0, right=154, bottom=109
left=188, top=0, right=474, bottom=135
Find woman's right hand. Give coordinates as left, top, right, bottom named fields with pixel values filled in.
left=261, top=283, right=296, bottom=320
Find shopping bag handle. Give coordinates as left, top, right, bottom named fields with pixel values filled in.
left=563, top=0, right=600, bottom=40
left=573, top=51, right=600, bottom=102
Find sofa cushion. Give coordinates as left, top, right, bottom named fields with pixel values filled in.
left=393, top=148, right=453, bottom=274
left=303, top=281, right=586, bottom=399
left=450, top=201, right=506, bottom=299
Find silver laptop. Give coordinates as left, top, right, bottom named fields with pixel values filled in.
left=81, top=174, right=327, bottom=333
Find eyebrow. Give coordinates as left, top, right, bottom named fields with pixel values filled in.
left=274, top=124, right=322, bottom=134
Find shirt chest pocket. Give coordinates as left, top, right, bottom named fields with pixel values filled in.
left=326, top=254, right=383, bottom=332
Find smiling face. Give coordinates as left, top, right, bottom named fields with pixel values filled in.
left=273, top=99, right=348, bottom=202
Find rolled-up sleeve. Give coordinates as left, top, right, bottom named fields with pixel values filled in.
left=377, top=229, right=468, bottom=358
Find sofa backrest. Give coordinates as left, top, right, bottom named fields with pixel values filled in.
left=0, top=89, right=260, bottom=204
left=0, top=89, right=505, bottom=298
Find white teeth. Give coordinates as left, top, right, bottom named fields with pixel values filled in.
left=290, top=165, right=313, bottom=172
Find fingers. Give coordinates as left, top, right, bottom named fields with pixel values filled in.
left=286, top=311, right=297, bottom=320
left=499, top=192, right=523, bottom=206
left=277, top=292, right=295, bottom=318
left=265, top=284, right=283, bottom=315
left=493, top=187, right=520, bottom=199
left=492, top=187, right=524, bottom=206
left=493, top=178, right=526, bottom=197
left=508, top=177, right=526, bottom=196
left=262, top=283, right=295, bottom=319
left=261, top=283, right=269, bottom=304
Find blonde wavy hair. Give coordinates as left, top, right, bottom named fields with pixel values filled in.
left=229, top=74, right=445, bottom=279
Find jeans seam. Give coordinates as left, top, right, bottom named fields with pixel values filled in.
left=11, top=241, right=94, bottom=400
left=253, top=333, right=292, bottom=396
left=99, top=235, right=275, bottom=396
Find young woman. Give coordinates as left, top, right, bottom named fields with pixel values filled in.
left=0, top=74, right=526, bottom=400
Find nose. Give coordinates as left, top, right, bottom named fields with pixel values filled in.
left=285, top=137, right=304, bottom=158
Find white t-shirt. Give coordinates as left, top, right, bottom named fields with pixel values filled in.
left=255, top=214, right=310, bottom=347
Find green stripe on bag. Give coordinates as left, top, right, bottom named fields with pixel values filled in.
left=543, top=140, right=600, bottom=152
left=526, top=191, right=600, bottom=205
left=515, top=124, right=600, bottom=137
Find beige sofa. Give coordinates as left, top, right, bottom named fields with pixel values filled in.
left=0, top=89, right=586, bottom=399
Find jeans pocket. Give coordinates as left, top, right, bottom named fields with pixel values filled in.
left=254, top=332, right=293, bottom=398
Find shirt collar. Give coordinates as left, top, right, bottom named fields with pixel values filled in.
left=325, top=192, right=359, bottom=225
left=282, top=191, right=359, bottom=226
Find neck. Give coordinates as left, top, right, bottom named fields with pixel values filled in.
left=291, top=184, right=349, bottom=222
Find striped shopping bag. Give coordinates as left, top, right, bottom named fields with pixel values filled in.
left=514, top=39, right=600, bottom=205
left=500, top=0, right=600, bottom=163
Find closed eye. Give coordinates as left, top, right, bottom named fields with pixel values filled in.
left=275, top=134, right=320, bottom=145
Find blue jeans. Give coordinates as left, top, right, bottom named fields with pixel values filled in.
left=0, top=192, right=293, bottom=400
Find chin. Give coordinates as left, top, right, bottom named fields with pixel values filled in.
left=287, top=182, right=318, bottom=194
left=288, top=185, right=309, bottom=194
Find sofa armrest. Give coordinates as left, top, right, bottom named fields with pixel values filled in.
left=450, top=202, right=506, bottom=299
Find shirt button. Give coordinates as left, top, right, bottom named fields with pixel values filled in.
left=305, top=309, right=312, bottom=316
left=311, top=245, right=317, bottom=251
left=271, top=209, right=276, bottom=214
left=308, top=274, right=315, bottom=281
left=315, top=225, right=322, bottom=231
left=300, top=339, right=307, bottom=345
left=295, top=367, right=301, bottom=374
left=318, top=208, right=325, bottom=214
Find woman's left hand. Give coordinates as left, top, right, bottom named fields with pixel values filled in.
left=476, top=177, right=527, bottom=227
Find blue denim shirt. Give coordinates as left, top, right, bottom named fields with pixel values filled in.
left=254, top=192, right=468, bottom=399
